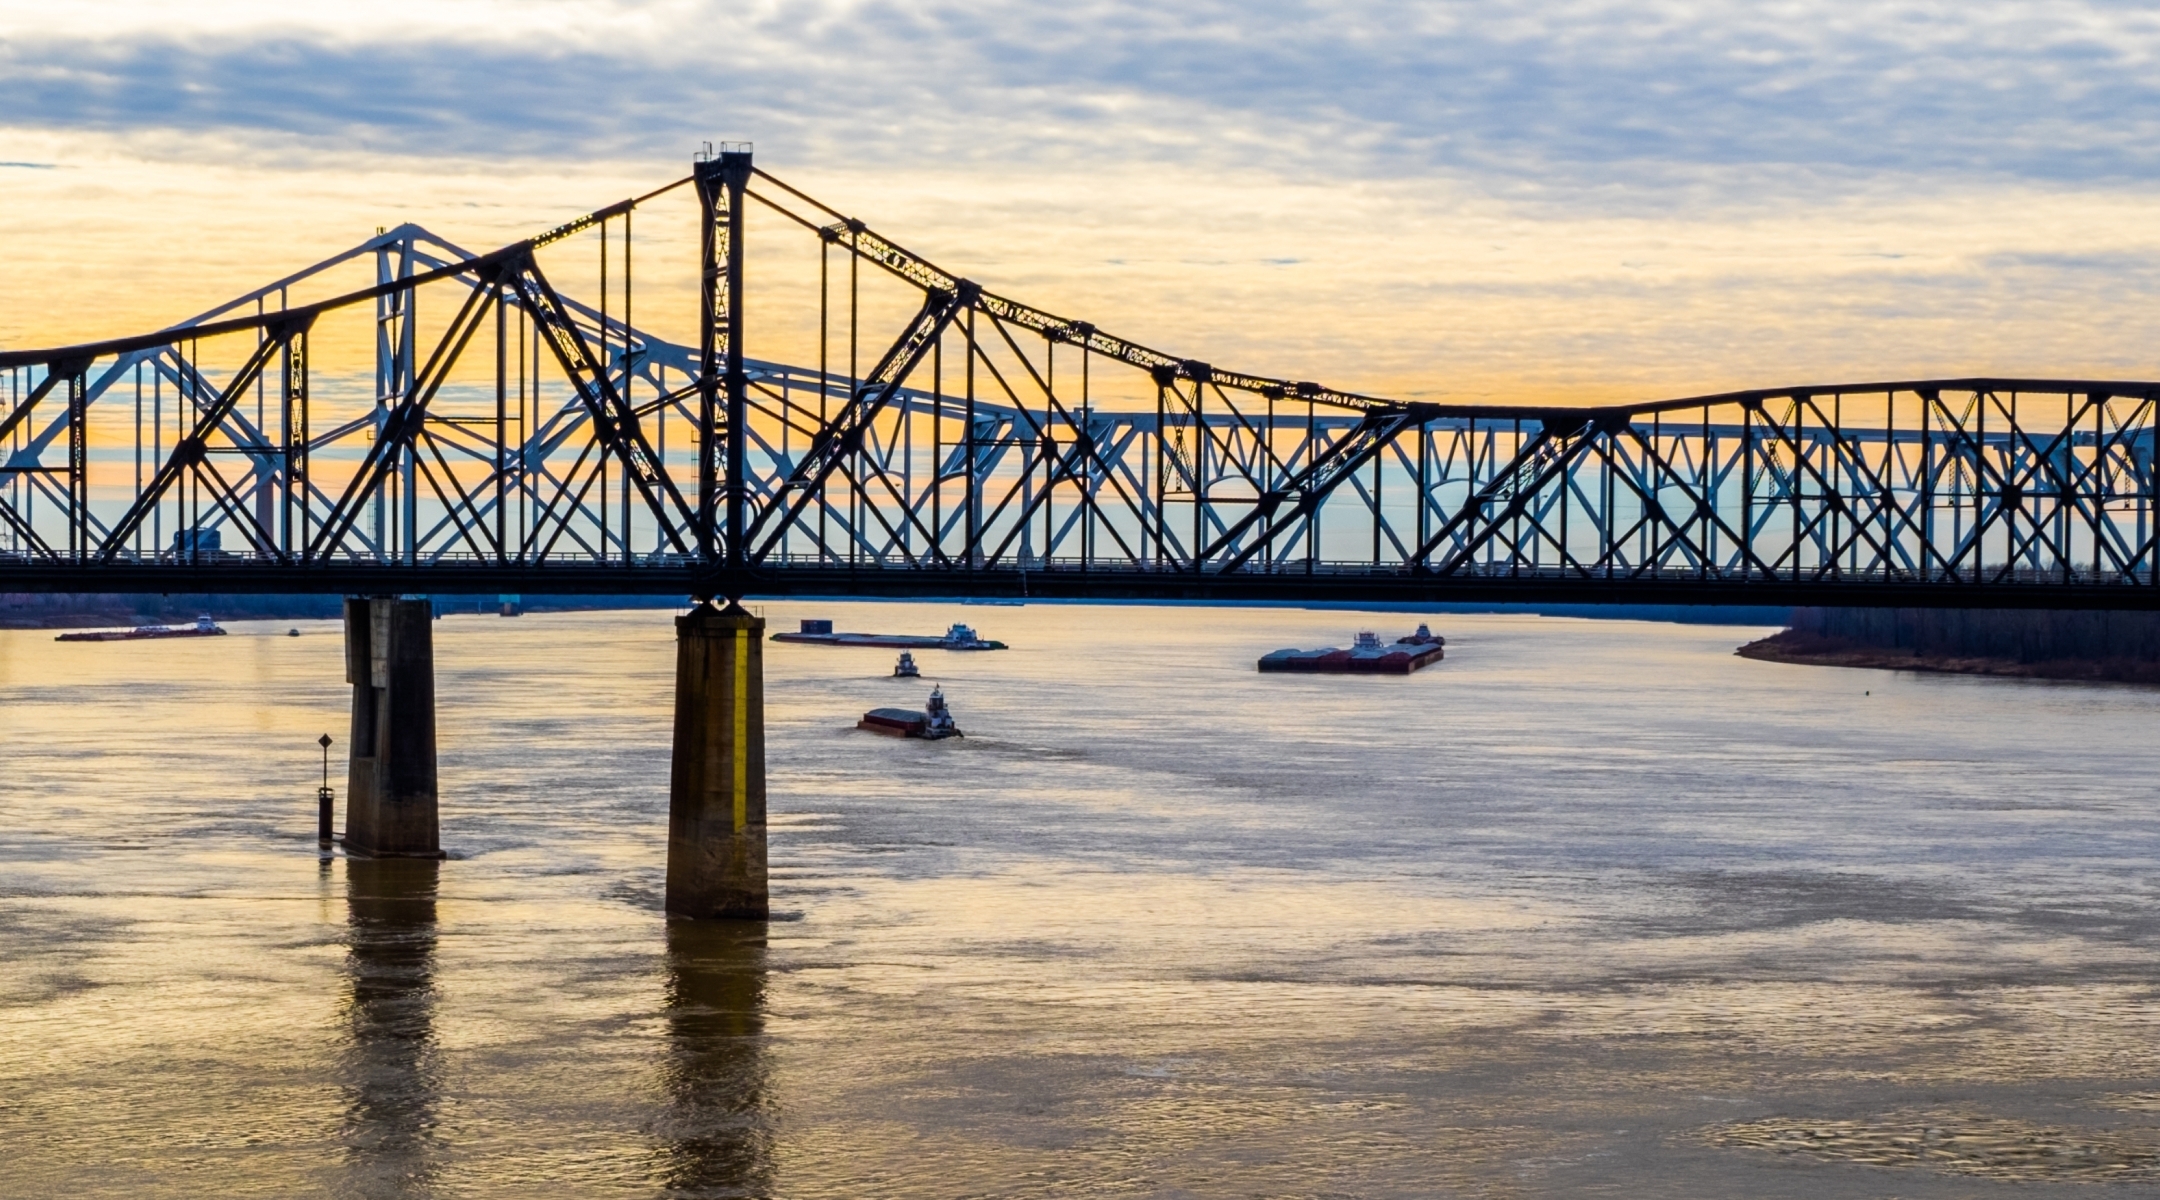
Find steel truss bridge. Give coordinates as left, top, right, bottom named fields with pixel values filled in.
left=4, top=148, right=2159, bottom=608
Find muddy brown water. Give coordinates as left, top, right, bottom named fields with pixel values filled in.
left=5, top=604, right=2160, bottom=1197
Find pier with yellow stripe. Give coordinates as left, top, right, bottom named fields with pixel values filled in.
left=665, top=600, right=770, bottom=920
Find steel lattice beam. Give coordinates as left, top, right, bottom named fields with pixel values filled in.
left=3, top=158, right=2158, bottom=608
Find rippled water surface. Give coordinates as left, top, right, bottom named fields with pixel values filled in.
left=6, top=603, right=2160, bottom=1197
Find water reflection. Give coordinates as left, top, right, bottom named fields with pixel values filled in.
left=340, top=857, right=442, bottom=1198
left=657, top=921, right=773, bottom=1198
left=17, top=607, right=2160, bottom=1197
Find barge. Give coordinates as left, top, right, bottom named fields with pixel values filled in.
left=775, top=618, right=1006, bottom=650
left=56, top=614, right=227, bottom=643
left=858, top=686, right=964, bottom=739
left=1258, top=626, right=1445, bottom=675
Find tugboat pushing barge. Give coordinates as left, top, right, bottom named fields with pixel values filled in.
left=859, top=687, right=964, bottom=739
left=775, top=619, right=1006, bottom=650
left=1258, top=624, right=1446, bottom=675
left=56, top=614, right=227, bottom=643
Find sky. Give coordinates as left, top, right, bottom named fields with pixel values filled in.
left=4, top=0, right=2160, bottom=404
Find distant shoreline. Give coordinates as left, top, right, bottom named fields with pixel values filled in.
left=5, top=592, right=1792, bottom=633
left=0, top=596, right=679, bottom=631
left=1736, top=628, right=2160, bottom=686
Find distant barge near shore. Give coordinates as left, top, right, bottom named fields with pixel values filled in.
left=55, top=615, right=227, bottom=643
left=773, top=619, right=1006, bottom=650
left=1259, top=626, right=1445, bottom=675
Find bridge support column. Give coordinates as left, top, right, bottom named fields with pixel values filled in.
left=667, top=600, right=768, bottom=920
left=343, top=596, right=442, bottom=858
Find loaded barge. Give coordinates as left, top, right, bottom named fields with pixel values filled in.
left=774, top=619, right=1006, bottom=650
left=859, top=687, right=964, bottom=739
left=1258, top=625, right=1445, bottom=675
left=56, top=615, right=227, bottom=643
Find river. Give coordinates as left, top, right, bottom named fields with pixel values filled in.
left=4, top=603, right=2160, bottom=1197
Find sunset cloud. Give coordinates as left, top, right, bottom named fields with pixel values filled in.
left=6, top=2, right=2160, bottom=401
left=3, top=1, right=2159, bottom=192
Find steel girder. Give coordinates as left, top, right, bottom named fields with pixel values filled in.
left=3, top=161, right=2160, bottom=607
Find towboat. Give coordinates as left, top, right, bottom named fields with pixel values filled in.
left=893, top=651, right=921, bottom=678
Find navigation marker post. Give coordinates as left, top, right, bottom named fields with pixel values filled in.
left=316, top=733, right=336, bottom=853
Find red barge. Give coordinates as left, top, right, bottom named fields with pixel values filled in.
left=1258, top=625, right=1445, bottom=675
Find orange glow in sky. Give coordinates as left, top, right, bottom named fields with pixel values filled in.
left=4, top=2, right=2159, bottom=407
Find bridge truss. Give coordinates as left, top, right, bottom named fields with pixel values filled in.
left=4, top=148, right=2158, bottom=607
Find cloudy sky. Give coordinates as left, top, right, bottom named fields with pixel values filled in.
left=4, top=0, right=2160, bottom=402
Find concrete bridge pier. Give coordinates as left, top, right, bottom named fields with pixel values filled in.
left=667, top=600, right=769, bottom=920
left=342, top=596, right=442, bottom=858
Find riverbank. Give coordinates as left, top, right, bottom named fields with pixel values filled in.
left=1737, top=624, right=2160, bottom=685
